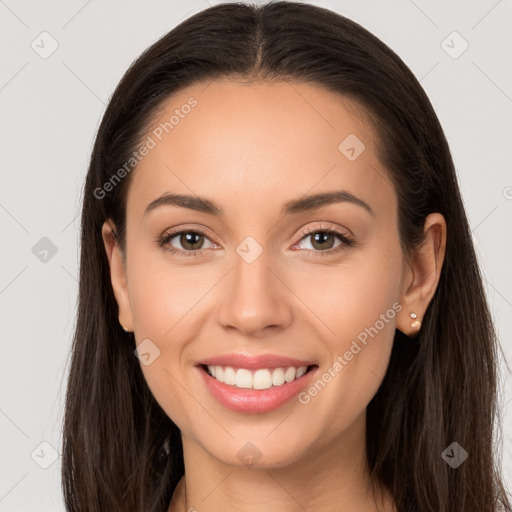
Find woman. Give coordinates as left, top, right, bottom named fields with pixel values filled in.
left=61, top=2, right=511, bottom=511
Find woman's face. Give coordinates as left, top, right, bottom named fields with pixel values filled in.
left=105, top=79, right=414, bottom=468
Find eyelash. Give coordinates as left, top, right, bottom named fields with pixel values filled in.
left=157, top=224, right=354, bottom=258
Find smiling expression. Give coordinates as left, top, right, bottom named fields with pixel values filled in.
left=104, top=78, right=411, bottom=468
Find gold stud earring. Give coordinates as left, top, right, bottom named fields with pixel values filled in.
left=409, top=312, right=421, bottom=329
left=120, top=321, right=132, bottom=333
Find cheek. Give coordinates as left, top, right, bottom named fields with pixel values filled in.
left=291, top=242, right=402, bottom=425
left=125, top=249, right=218, bottom=430
left=126, top=245, right=209, bottom=336
left=288, top=238, right=403, bottom=349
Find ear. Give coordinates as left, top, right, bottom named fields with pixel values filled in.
left=101, top=219, right=133, bottom=332
left=396, top=213, right=447, bottom=337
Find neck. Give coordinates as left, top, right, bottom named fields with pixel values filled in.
left=168, top=412, right=395, bottom=512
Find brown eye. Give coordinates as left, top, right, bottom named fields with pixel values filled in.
left=309, top=231, right=337, bottom=251
left=177, top=232, right=205, bottom=250
left=159, top=229, right=216, bottom=256
left=294, top=225, right=354, bottom=257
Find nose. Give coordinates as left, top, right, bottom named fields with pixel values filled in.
left=216, top=246, right=293, bottom=337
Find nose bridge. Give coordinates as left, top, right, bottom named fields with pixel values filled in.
left=216, top=235, right=292, bottom=335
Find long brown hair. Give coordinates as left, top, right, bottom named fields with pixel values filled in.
left=61, top=2, right=511, bottom=511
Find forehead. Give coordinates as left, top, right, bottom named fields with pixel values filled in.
left=126, top=79, right=395, bottom=223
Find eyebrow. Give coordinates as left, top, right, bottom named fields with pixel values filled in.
left=143, top=190, right=374, bottom=218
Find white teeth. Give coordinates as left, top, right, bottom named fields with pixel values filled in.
left=206, top=365, right=309, bottom=389
left=223, top=366, right=236, bottom=385
left=284, top=367, right=296, bottom=382
left=253, top=369, right=272, bottom=390
left=235, top=369, right=253, bottom=388
left=296, top=366, right=307, bottom=378
left=272, top=368, right=285, bottom=386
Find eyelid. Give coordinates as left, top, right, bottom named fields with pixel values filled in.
left=162, top=224, right=220, bottom=243
left=295, top=222, right=353, bottom=240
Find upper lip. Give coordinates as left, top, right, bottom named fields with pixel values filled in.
left=198, top=353, right=317, bottom=370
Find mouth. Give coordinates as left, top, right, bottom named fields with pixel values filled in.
left=196, top=362, right=319, bottom=414
left=199, top=363, right=318, bottom=390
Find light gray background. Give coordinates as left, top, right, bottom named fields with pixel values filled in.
left=1, top=0, right=511, bottom=510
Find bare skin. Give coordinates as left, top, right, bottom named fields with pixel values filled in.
left=101, top=79, right=446, bottom=511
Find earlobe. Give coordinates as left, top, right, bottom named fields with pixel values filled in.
left=101, top=220, right=134, bottom=333
left=396, top=213, right=447, bottom=338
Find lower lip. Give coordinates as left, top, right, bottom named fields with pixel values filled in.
left=197, top=365, right=318, bottom=414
